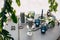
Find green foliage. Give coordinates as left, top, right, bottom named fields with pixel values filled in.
left=16, top=0, right=21, bottom=6
left=11, top=10, right=17, bottom=23
left=0, top=29, right=14, bottom=40
left=0, top=0, right=21, bottom=39
left=48, top=20, right=55, bottom=28
left=0, top=35, right=3, bottom=40
left=26, top=11, right=35, bottom=19
left=0, top=0, right=21, bottom=31
left=48, top=0, right=58, bottom=12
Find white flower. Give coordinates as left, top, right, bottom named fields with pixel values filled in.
left=46, top=20, right=49, bottom=24
left=50, top=17, right=54, bottom=21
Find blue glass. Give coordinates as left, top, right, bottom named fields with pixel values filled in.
left=35, top=19, right=40, bottom=27
left=41, top=25, right=47, bottom=34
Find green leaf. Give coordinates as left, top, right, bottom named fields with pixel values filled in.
left=0, top=13, right=2, bottom=18
left=48, top=0, right=58, bottom=12
left=48, top=0, right=52, bottom=3
left=53, top=2, right=58, bottom=12
left=0, top=25, right=3, bottom=33
left=9, top=0, right=12, bottom=5
left=53, top=0, right=55, bottom=3
left=11, top=11, right=17, bottom=23
left=0, top=35, right=3, bottom=40
left=3, top=15, right=7, bottom=22
left=16, top=0, right=21, bottom=6
left=0, top=20, right=3, bottom=32
left=1, top=29, right=9, bottom=35
left=49, top=8, right=53, bottom=12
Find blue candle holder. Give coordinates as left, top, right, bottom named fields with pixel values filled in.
left=41, top=25, right=47, bottom=34
left=35, top=19, right=40, bottom=27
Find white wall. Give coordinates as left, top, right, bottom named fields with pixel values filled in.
left=12, top=0, right=49, bottom=14
left=0, top=0, right=60, bottom=19
left=12, top=0, right=60, bottom=19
